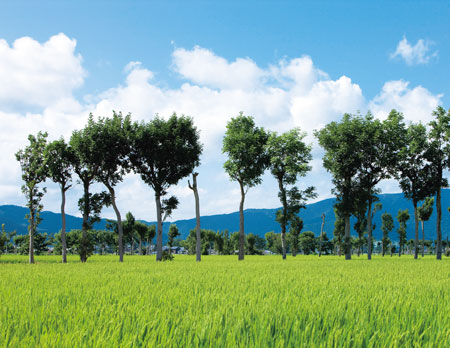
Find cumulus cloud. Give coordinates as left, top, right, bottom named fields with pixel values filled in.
left=0, top=35, right=444, bottom=222
left=369, top=80, right=442, bottom=123
left=390, top=36, right=437, bottom=65
left=0, top=33, right=85, bottom=108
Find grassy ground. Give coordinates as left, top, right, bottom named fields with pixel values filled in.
left=0, top=254, right=449, bottom=347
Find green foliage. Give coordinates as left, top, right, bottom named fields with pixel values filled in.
left=299, top=231, right=316, bottom=255
left=130, top=113, right=202, bottom=260
left=13, top=232, right=50, bottom=255
left=15, top=131, right=48, bottom=263
left=267, top=128, right=315, bottom=258
left=168, top=224, right=180, bottom=249
left=222, top=113, right=268, bottom=187
left=381, top=212, right=394, bottom=256
left=397, top=209, right=410, bottom=255
left=287, top=216, right=303, bottom=256
left=265, top=231, right=282, bottom=254
left=0, top=224, right=8, bottom=254
left=131, top=113, right=202, bottom=194
left=418, top=197, right=434, bottom=222
left=44, top=138, right=74, bottom=190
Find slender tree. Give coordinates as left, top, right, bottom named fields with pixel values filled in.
left=381, top=212, right=394, bottom=257
left=146, top=225, right=156, bottom=255
left=130, top=113, right=202, bottom=261
left=222, top=113, right=268, bottom=260
left=82, top=112, right=132, bottom=262
left=396, top=209, right=410, bottom=256
left=288, top=216, right=303, bottom=257
left=188, top=172, right=202, bottom=262
left=135, top=221, right=148, bottom=255
left=333, top=207, right=345, bottom=256
left=267, top=129, right=316, bottom=259
left=123, top=212, right=136, bottom=254
left=70, top=125, right=110, bottom=262
left=417, top=197, right=434, bottom=257
left=168, top=224, right=180, bottom=253
left=44, top=138, right=74, bottom=263
left=427, top=106, right=450, bottom=260
left=397, top=122, right=434, bottom=259
left=356, top=111, right=405, bottom=260
left=15, top=132, right=48, bottom=264
left=316, top=114, right=365, bottom=260
left=318, top=213, right=325, bottom=257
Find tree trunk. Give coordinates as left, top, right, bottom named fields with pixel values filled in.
left=278, top=179, right=287, bottom=260
left=80, top=179, right=90, bottom=263
left=139, top=237, right=142, bottom=255
left=319, top=213, right=325, bottom=257
left=105, top=183, right=124, bottom=262
left=413, top=201, right=419, bottom=259
left=436, top=187, right=442, bottom=260
left=344, top=215, right=351, bottom=260
left=155, top=193, right=163, bottom=261
left=28, top=192, right=35, bottom=264
left=61, top=187, right=67, bottom=263
left=147, top=238, right=150, bottom=255
left=189, top=173, right=201, bottom=262
left=367, top=200, right=373, bottom=260
left=238, top=181, right=245, bottom=261
left=421, top=220, right=425, bottom=257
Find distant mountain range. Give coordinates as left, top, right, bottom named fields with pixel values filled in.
left=1, top=190, right=450, bottom=242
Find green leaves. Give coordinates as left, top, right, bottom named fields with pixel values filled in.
left=131, top=113, right=202, bottom=194
left=222, top=113, right=268, bottom=187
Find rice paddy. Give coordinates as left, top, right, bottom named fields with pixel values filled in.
left=1, top=255, right=449, bottom=347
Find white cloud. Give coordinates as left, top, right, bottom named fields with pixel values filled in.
left=0, top=33, right=85, bottom=108
left=390, top=36, right=437, bottom=65
left=172, top=46, right=265, bottom=90
left=369, top=80, right=442, bottom=123
left=0, top=35, right=444, bottom=222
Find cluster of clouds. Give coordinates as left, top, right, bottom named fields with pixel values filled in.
left=0, top=33, right=443, bottom=222
left=390, top=36, right=438, bottom=66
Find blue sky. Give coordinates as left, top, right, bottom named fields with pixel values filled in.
left=0, top=1, right=449, bottom=221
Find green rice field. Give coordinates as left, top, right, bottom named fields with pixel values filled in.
left=1, top=255, right=449, bottom=347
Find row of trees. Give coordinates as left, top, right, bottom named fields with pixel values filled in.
left=16, top=112, right=202, bottom=264
left=13, top=106, right=450, bottom=263
left=316, top=107, right=450, bottom=260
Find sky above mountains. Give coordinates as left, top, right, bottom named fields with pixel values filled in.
left=0, top=1, right=449, bottom=222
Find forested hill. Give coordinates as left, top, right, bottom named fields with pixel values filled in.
left=1, top=190, right=450, bottom=241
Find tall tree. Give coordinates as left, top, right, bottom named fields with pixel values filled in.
left=130, top=113, right=202, bottom=261
left=135, top=221, right=149, bottom=255
left=146, top=225, right=156, bottom=255
left=267, top=129, right=316, bottom=260
left=168, top=224, right=180, bottom=252
left=83, top=112, right=132, bottom=262
left=123, top=212, right=136, bottom=254
left=188, top=172, right=202, bottom=262
left=222, top=113, right=268, bottom=260
left=288, top=216, right=303, bottom=257
left=396, top=209, right=410, bottom=256
left=15, top=132, right=48, bottom=264
left=44, top=138, right=74, bottom=263
left=427, top=106, right=450, bottom=260
left=356, top=111, right=405, bottom=260
left=397, top=122, right=434, bottom=259
left=333, top=207, right=345, bottom=256
left=381, top=212, right=394, bottom=257
left=70, top=125, right=110, bottom=262
left=417, top=197, right=434, bottom=257
left=316, top=114, right=365, bottom=260
left=318, top=213, right=325, bottom=257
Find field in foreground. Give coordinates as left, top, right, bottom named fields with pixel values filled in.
left=1, top=255, right=449, bottom=347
